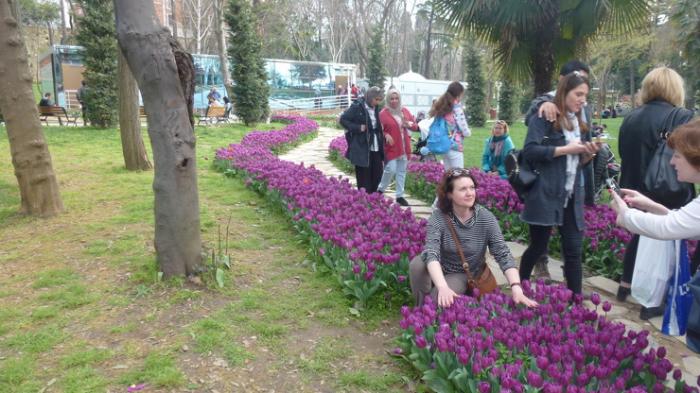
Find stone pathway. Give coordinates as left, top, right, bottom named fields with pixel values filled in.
left=279, top=126, right=700, bottom=384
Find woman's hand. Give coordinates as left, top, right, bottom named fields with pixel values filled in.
left=511, top=285, right=538, bottom=307
left=618, top=188, right=669, bottom=215
left=538, top=102, right=559, bottom=122
left=360, top=124, right=367, bottom=132
left=436, top=285, right=459, bottom=308
left=385, top=133, right=394, bottom=146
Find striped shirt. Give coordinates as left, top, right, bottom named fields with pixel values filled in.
left=422, top=205, right=516, bottom=276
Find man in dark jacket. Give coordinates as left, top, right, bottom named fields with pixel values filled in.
left=339, top=86, right=384, bottom=193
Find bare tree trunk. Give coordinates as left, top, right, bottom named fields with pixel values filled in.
left=118, top=49, right=152, bottom=171
left=213, top=0, right=230, bottom=86
left=0, top=0, right=63, bottom=217
left=59, top=0, right=67, bottom=43
left=423, top=6, right=433, bottom=77
left=114, top=0, right=202, bottom=278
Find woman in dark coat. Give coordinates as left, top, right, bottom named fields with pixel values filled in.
left=616, top=67, right=696, bottom=315
left=518, top=72, right=600, bottom=295
left=339, top=86, right=385, bottom=193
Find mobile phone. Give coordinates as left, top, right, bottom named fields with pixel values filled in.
left=605, top=178, right=623, bottom=197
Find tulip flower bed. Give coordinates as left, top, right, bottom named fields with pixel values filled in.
left=328, top=136, right=630, bottom=279
left=396, top=282, right=697, bottom=393
left=215, top=115, right=426, bottom=308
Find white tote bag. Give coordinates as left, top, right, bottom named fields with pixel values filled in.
left=417, top=117, right=434, bottom=141
left=631, top=236, right=675, bottom=308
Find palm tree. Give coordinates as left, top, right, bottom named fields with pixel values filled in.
left=433, top=0, right=650, bottom=95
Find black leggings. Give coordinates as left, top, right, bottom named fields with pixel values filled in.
left=355, top=151, right=383, bottom=193
left=519, top=200, right=583, bottom=294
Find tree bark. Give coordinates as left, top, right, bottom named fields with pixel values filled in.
left=117, top=48, right=152, bottom=171
left=114, top=0, right=201, bottom=278
left=531, top=27, right=556, bottom=96
left=0, top=0, right=63, bottom=217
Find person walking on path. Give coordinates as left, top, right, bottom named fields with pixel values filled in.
left=377, top=88, right=418, bottom=206
left=429, top=81, right=471, bottom=171
left=339, top=86, right=385, bottom=193
left=518, top=72, right=600, bottom=295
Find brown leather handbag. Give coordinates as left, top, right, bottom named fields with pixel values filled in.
left=444, top=213, right=498, bottom=296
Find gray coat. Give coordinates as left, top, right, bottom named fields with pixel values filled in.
left=520, top=116, right=586, bottom=231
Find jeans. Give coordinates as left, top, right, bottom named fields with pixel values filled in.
left=519, top=198, right=583, bottom=294
left=442, top=149, right=464, bottom=171
left=432, top=149, right=465, bottom=207
left=409, top=255, right=468, bottom=306
left=355, top=151, right=383, bottom=193
left=377, top=157, right=408, bottom=197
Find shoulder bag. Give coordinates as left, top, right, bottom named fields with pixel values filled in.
left=444, top=213, right=497, bottom=296
left=643, top=107, right=695, bottom=208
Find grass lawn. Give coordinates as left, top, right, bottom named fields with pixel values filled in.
left=0, top=123, right=411, bottom=392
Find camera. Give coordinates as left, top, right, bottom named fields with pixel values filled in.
left=605, top=178, right=623, bottom=197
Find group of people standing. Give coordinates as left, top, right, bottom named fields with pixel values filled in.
left=339, top=81, right=474, bottom=206
left=342, top=59, right=700, bottom=347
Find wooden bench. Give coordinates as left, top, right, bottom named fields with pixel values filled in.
left=197, top=105, right=227, bottom=125
left=38, top=106, right=78, bottom=126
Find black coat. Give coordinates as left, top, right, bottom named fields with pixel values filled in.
left=525, top=93, right=595, bottom=206
left=521, top=116, right=586, bottom=231
left=339, top=98, right=384, bottom=167
left=618, top=100, right=695, bottom=208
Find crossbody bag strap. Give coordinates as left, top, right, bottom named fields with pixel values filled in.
left=443, top=213, right=475, bottom=284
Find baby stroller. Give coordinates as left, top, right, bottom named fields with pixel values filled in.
left=591, top=129, right=621, bottom=201
left=412, top=112, right=438, bottom=162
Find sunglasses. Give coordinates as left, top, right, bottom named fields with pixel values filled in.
left=447, top=168, right=471, bottom=178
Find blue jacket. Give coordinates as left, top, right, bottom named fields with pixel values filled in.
left=520, top=116, right=586, bottom=231
left=481, top=135, right=515, bottom=179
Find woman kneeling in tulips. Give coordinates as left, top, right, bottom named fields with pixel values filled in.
left=409, top=168, right=537, bottom=308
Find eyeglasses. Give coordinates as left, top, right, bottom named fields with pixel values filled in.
left=447, top=168, right=471, bottom=178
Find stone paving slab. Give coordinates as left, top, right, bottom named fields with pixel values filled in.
left=278, top=126, right=700, bottom=381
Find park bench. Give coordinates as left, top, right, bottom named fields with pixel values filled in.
left=38, top=106, right=78, bottom=126
left=197, top=105, right=228, bottom=125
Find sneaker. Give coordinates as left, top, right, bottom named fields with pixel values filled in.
left=640, top=306, right=664, bottom=320
left=396, top=197, right=409, bottom=207
left=532, top=254, right=551, bottom=280
left=616, top=286, right=631, bottom=302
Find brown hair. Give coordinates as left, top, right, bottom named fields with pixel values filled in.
left=667, top=118, right=700, bottom=169
left=552, top=72, right=589, bottom=133
left=640, top=67, right=685, bottom=107
left=430, top=81, right=464, bottom=118
left=436, top=169, right=479, bottom=213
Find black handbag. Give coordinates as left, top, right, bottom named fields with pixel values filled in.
left=642, top=107, right=695, bottom=208
left=505, top=149, right=538, bottom=201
